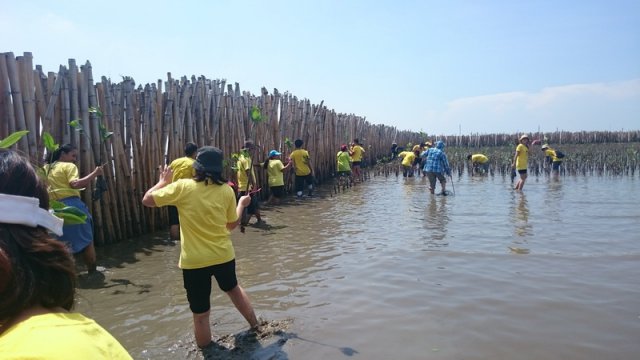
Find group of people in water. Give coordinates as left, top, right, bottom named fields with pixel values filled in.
left=390, top=134, right=564, bottom=193
left=0, top=132, right=565, bottom=357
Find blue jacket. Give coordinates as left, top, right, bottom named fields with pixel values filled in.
left=423, top=141, right=450, bottom=174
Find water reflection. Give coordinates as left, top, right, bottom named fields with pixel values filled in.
left=423, top=195, right=449, bottom=246
left=510, top=192, right=532, bottom=253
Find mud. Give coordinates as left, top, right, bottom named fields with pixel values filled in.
left=184, top=319, right=293, bottom=360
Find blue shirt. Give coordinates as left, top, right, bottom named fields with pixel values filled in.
left=423, top=148, right=450, bottom=174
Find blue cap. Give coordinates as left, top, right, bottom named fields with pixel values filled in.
left=268, top=150, right=281, bottom=157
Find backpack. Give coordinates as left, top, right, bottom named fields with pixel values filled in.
left=555, top=150, right=565, bottom=159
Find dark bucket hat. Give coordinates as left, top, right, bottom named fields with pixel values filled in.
left=193, top=146, right=223, bottom=173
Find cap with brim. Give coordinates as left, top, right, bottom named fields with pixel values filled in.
left=519, top=134, right=530, bottom=141
left=193, top=146, right=223, bottom=173
left=541, top=144, right=549, bottom=149
left=268, top=150, right=281, bottom=157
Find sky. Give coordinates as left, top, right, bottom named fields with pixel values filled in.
left=1, top=0, right=639, bottom=136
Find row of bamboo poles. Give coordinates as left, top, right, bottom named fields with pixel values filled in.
left=409, top=130, right=640, bottom=149
left=0, top=52, right=417, bottom=245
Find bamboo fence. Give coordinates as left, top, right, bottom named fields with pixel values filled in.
left=0, top=52, right=418, bottom=245
left=1, top=52, right=639, bottom=244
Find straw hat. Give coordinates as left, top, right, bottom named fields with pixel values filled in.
left=519, top=134, right=530, bottom=141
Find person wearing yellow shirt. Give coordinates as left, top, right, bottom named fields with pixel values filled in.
left=336, top=144, right=352, bottom=177
left=0, top=149, right=132, bottom=359
left=350, top=138, right=366, bottom=182
left=398, top=150, right=417, bottom=178
left=167, top=142, right=198, bottom=240
left=467, top=153, right=490, bottom=175
left=512, top=134, right=530, bottom=191
left=236, top=140, right=263, bottom=225
left=143, top=146, right=260, bottom=349
left=541, top=144, right=563, bottom=177
left=44, top=143, right=104, bottom=274
left=263, top=149, right=291, bottom=205
left=290, top=139, right=314, bottom=198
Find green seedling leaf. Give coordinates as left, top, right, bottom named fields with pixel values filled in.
left=99, top=123, right=113, bottom=140
left=53, top=210, right=87, bottom=225
left=42, top=132, right=58, bottom=152
left=250, top=106, right=263, bottom=122
left=50, top=200, right=88, bottom=225
left=69, top=119, right=84, bottom=133
left=0, top=130, right=29, bottom=148
left=89, top=106, right=103, bottom=119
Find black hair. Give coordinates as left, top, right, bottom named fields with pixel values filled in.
left=46, top=143, right=75, bottom=164
left=0, top=149, right=77, bottom=324
left=185, top=142, right=198, bottom=157
left=193, top=169, right=226, bottom=186
left=294, top=139, right=303, bottom=148
left=467, top=154, right=472, bottom=160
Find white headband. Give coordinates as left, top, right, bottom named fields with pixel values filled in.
left=0, top=193, right=64, bottom=236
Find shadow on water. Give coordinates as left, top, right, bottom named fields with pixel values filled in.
left=77, top=235, right=176, bottom=290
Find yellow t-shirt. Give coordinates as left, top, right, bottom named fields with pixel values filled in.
left=169, top=156, right=195, bottom=182
left=544, top=149, right=561, bottom=162
left=337, top=151, right=351, bottom=172
left=515, top=144, right=529, bottom=170
left=401, top=152, right=416, bottom=167
left=351, top=145, right=365, bottom=162
left=290, top=149, right=311, bottom=176
left=44, top=162, right=81, bottom=200
left=152, top=180, right=237, bottom=269
left=0, top=312, right=132, bottom=360
left=472, top=154, right=489, bottom=164
left=267, top=159, right=285, bottom=187
left=236, top=154, right=255, bottom=192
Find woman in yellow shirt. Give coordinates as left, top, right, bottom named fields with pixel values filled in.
left=263, top=149, right=291, bottom=205
left=143, top=146, right=259, bottom=348
left=44, top=144, right=104, bottom=273
left=0, top=149, right=131, bottom=359
left=512, top=134, right=530, bottom=191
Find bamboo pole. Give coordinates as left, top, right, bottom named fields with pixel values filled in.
left=17, top=53, right=38, bottom=159
left=5, top=52, right=29, bottom=154
left=0, top=53, right=17, bottom=140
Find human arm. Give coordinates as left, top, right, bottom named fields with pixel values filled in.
left=69, top=165, right=104, bottom=189
left=227, top=195, right=251, bottom=230
left=281, top=160, right=292, bottom=172
left=142, top=165, right=173, bottom=207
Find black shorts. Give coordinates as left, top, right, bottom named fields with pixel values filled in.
left=294, top=174, right=314, bottom=192
left=238, top=191, right=259, bottom=214
left=270, top=185, right=285, bottom=198
left=337, top=171, right=351, bottom=177
left=518, top=169, right=528, bottom=175
left=182, top=259, right=238, bottom=314
left=552, top=161, right=562, bottom=171
left=168, top=205, right=179, bottom=226
left=352, top=161, right=362, bottom=167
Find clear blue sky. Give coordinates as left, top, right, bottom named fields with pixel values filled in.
left=2, top=0, right=639, bottom=135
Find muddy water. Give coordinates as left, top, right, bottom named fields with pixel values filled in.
left=76, top=174, right=640, bottom=360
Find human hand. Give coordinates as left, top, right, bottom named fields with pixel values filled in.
left=94, top=165, right=104, bottom=177
left=159, top=165, right=173, bottom=183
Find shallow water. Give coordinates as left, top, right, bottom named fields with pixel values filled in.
left=76, top=173, right=640, bottom=359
